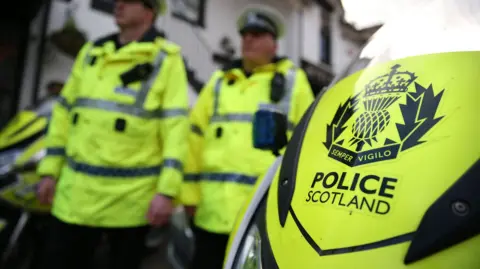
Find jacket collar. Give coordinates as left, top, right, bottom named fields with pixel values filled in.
left=138, top=26, right=166, bottom=43
left=222, top=56, right=288, bottom=72
left=222, top=56, right=294, bottom=79
left=93, top=26, right=166, bottom=48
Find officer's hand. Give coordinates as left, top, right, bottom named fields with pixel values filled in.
left=147, top=194, right=174, bottom=227
left=184, top=206, right=196, bottom=217
left=37, top=177, right=56, bottom=205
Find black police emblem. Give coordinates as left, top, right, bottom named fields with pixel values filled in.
left=323, top=64, right=445, bottom=167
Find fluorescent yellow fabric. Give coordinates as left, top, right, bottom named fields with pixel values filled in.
left=180, top=58, right=314, bottom=234
left=37, top=32, right=189, bottom=227
left=36, top=44, right=91, bottom=180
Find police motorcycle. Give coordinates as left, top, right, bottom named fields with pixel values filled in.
left=0, top=93, right=56, bottom=269
left=223, top=0, right=480, bottom=268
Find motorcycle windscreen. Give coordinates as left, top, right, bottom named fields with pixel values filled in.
left=0, top=95, right=55, bottom=153
left=0, top=111, right=47, bottom=154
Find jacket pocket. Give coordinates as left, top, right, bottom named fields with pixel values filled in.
left=202, top=122, right=229, bottom=172
left=70, top=112, right=160, bottom=167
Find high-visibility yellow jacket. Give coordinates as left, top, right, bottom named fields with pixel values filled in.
left=37, top=28, right=189, bottom=227
left=180, top=58, right=314, bottom=234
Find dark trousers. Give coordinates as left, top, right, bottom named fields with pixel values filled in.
left=38, top=216, right=149, bottom=269
left=190, top=225, right=230, bottom=269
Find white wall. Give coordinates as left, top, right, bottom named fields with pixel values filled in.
left=331, top=12, right=361, bottom=74
left=18, top=0, right=359, bottom=109
left=19, top=0, right=297, bottom=109
left=20, top=0, right=118, bottom=109
left=299, top=4, right=362, bottom=74
left=300, top=6, right=321, bottom=64
left=159, top=0, right=295, bottom=81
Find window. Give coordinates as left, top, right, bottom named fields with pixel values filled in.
left=320, top=27, right=331, bottom=65
left=320, top=7, right=332, bottom=65
left=171, top=0, right=207, bottom=28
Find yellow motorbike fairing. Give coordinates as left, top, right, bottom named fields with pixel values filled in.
left=14, top=136, right=45, bottom=166
left=224, top=157, right=284, bottom=266
left=0, top=110, right=50, bottom=213
left=0, top=111, right=46, bottom=149
left=0, top=172, right=50, bottom=213
left=0, top=136, right=50, bottom=213
left=265, top=51, right=480, bottom=268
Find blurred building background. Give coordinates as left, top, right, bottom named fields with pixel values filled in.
left=1, top=0, right=380, bottom=128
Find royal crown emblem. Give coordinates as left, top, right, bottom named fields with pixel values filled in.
left=323, top=64, right=445, bottom=167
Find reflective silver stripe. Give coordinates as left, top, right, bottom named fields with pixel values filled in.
left=73, top=98, right=187, bottom=119
left=114, top=86, right=137, bottom=97
left=278, top=68, right=296, bottom=117
left=57, top=96, right=71, bottom=110
left=73, top=48, right=174, bottom=119
left=212, top=78, right=223, bottom=116
left=209, top=69, right=297, bottom=126
left=67, top=157, right=162, bottom=178
left=258, top=103, right=281, bottom=113
left=163, top=158, right=183, bottom=172
left=161, top=109, right=187, bottom=118
left=134, top=51, right=167, bottom=107
left=210, top=113, right=252, bottom=123
left=184, top=172, right=257, bottom=185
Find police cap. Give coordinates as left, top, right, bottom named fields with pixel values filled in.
left=141, top=0, right=167, bottom=15
left=237, top=7, right=285, bottom=39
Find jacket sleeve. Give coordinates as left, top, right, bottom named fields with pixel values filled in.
left=37, top=42, right=92, bottom=179
left=178, top=72, right=219, bottom=206
left=288, top=69, right=315, bottom=132
left=156, top=52, right=190, bottom=197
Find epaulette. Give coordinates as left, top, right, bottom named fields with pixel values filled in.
left=93, top=33, right=118, bottom=47
left=275, top=57, right=295, bottom=73
left=159, top=38, right=181, bottom=54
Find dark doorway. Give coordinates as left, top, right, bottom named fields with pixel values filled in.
left=0, top=23, right=30, bottom=128
left=0, top=1, right=45, bottom=128
left=300, top=59, right=334, bottom=96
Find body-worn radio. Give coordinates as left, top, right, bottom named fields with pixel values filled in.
left=253, top=71, right=290, bottom=156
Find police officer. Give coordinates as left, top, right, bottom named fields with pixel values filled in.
left=36, top=0, right=189, bottom=268
left=180, top=6, right=315, bottom=269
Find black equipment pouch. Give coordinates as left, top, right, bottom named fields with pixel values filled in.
left=269, top=72, right=286, bottom=103
left=119, top=63, right=153, bottom=86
